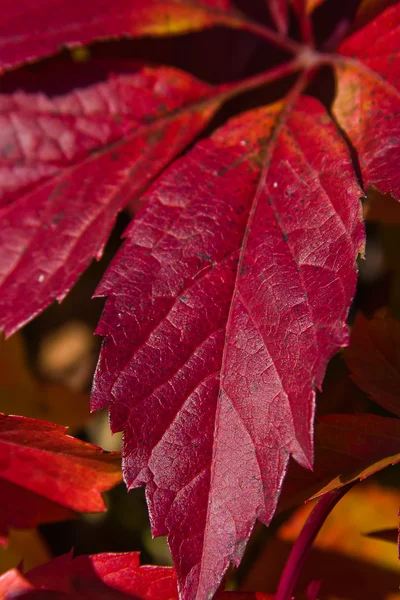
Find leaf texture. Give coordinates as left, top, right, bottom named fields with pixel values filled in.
left=279, top=413, right=400, bottom=511
left=0, top=64, right=220, bottom=336
left=0, top=414, right=121, bottom=544
left=333, top=3, right=400, bottom=198
left=0, top=0, right=238, bottom=73
left=344, top=312, right=400, bottom=418
left=92, top=95, right=364, bottom=599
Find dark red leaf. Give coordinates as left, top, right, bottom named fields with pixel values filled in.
left=92, top=95, right=364, bottom=599
left=333, top=3, right=400, bottom=198
left=0, top=64, right=220, bottom=336
left=0, top=0, right=239, bottom=74
left=0, top=414, right=121, bottom=543
left=0, top=552, right=272, bottom=599
left=344, top=312, right=400, bottom=418
left=279, top=413, right=400, bottom=512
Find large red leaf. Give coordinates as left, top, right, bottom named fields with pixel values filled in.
left=0, top=551, right=272, bottom=599
left=279, top=413, right=400, bottom=511
left=333, top=3, right=400, bottom=198
left=92, top=95, right=364, bottom=599
left=0, top=0, right=240, bottom=74
left=0, top=414, right=121, bottom=544
left=344, top=312, right=400, bottom=418
left=0, top=64, right=220, bottom=336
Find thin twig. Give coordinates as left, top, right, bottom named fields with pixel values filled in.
left=235, top=16, right=304, bottom=55
left=275, top=484, right=354, bottom=600
left=218, top=58, right=303, bottom=103
left=296, top=0, right=315, bottom=47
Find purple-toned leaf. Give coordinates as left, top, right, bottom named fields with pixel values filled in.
left=0, top=64, right=220, bottom=336
left=92, top=95, right=364, bottom=599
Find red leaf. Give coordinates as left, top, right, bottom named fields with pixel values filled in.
left=279, top=413, right=400, bottom=511
left=0, top=414, right=121, bottom=543
left=0, top=552, right=272, bottom=599
left=333, top=3, right=400, bottom=198
left=0, top=64, right=220, bottom=336
left=0, top=0, right=238, bottom=74
left=344, top=312, right=400, bottom=418
left=92, top=95, right=364, bottom=599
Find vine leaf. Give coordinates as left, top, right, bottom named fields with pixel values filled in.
left=0, top=0, right=241, bottom=74
left=92, top=95, right=364, bottom=599
left=0, top=414, right=121, bottom=544
left=0, top=63, right=220, bottom=336
left=333, top=3, right=400, bottom=199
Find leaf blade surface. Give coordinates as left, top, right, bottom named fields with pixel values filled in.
left=0, top=64, right=220, bottom=336
left=92, top=95, right=364, bottom=599
left=0, top=414, right=121, bottom=543
left=333, top=3, right=400, bottom=198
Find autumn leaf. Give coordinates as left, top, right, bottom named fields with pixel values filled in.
left=0, top=62, right=221, bottom=336
left=344, top=312, right=400, bottom=417
left=279, top=413, right=400, bottom=511
left=0, top=552, right=272, bottom=600
left=333, top=3, right=400, bottom=198
left=1, top=4, right=400, bottom=600
left=0, top=0, right=246, bottom=74
left=92, top=91, right=364, bottom=599
left=0, top=414, right=121, bottom=544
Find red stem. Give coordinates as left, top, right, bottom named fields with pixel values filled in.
left=236, top=17, right=304, bottom=55
left=296, top=1, right=315, bottom=47
left=219, top=58, right=303, bottom=101
left=275, top=484, right=354, bottom=600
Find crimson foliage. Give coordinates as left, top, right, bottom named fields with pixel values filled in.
left=0, top=2, right=399, bottom=599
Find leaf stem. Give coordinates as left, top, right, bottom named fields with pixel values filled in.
left=295, top=1, right=315, bottom=47
left=218, top=57, right=303, bottom=104
left=234, top=16, right=304, bottom=55
left=274, top=484, right=354, bottom=600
